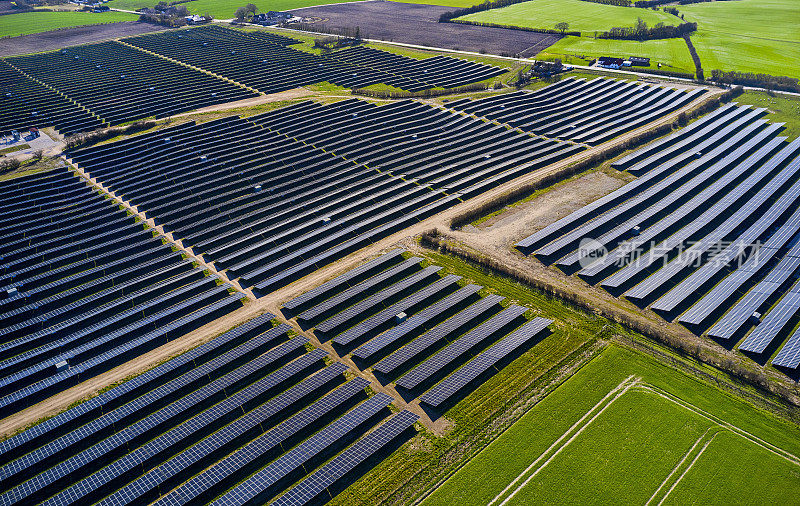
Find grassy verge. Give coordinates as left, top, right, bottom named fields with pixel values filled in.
left=0, top=144, right=29, bottom=156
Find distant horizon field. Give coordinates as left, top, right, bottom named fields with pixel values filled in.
left=423, top=345, right=800, bottom=505
left=457, top=0, right=679, bottom=35
left=0, top=10, right=138, bottom=38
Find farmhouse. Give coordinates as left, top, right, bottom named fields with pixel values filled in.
left=597, top=56, right=624, bottom=69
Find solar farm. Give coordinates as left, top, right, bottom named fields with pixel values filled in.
left=516, top=102, right=800, bottom=370
left=1, top=19, right=799, bottom=506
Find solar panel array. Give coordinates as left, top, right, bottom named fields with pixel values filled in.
left=0, top=314, right=417, bottom=505
left=0, top=60, right=102, bottom=135
left=0, top=167, right=245, bottom=417
left=4, top=41, right=256, bottom=130
left=325, top=45, right=507, bottom=90
left=67, top=97, right=581, bottom=297
left=445, top=77, right=706, bottom=144
left=0, top=25, right=507, bottom=136
left=515, top=104, right=800, bottom=370
left=282, top=250, right=553, bottom=406
left=122, top=25, right=506, bottom=95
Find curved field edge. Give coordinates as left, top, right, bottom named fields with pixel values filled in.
left=422, top=345, right=800, bottom=505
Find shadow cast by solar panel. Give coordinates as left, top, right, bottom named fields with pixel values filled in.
left=772, top=363, right=800, bottom=381
left=419, top=328, right=551, bottom=420
left=708, top=330, right=747, bottom=351
left=301, top=423, right=418, bottom=505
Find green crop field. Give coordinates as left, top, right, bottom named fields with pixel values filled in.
left=538, top=35, right=694, bottom=72
left=457, top=0, right=679, bottom=35
left=424, top=345, right=800, bottom=505
left=0, top=10, right=138, bottom=38
left=107, top=0, right=363, bottom=18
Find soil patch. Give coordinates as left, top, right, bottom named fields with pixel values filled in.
left=0, top=21, right=171, bottom=57
left=289, top=1, right=561, bottom=57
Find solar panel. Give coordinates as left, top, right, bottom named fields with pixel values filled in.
left=373, top=294, right=505, bottom=375
left=152, top=376, right=370, bottom=506
left=395, top=304, right=528, bottom=391
left=282, top=249, right=406, bottom=314
left=352, top=284, right=482, bottom=360
left=270, top=410, right=419, bottom=506
left=211, top=393, right=393, bottom=506
left=420, top=318, right=552, bottom=407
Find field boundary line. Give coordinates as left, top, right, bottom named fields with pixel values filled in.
left=489, top=375, right=640, bottom=506
left=646, top=426, right=719, bottom=506
left=657, top=431, right=718, bottom=505
left=637, top=384, right=800, bottom=467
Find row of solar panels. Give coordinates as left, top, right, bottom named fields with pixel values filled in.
left=515, top=104, right=800, bottom=370
left=325, top=45, right=506, bottom=90
left=0, top=313, right=419, bottom=505
left=445, top=76, right=705, bottom=145
left=1, top=24, right=507, bottom=136
left=124, top=25, right=505, bottom=94
left=0, top=60, right=102, bottom=136
left=0, top=168, right=246, bottom=417
left=283, top=250, right=553, bottom=409
left=5, top=41, right=255, bottom=132
left=67, top=97, right=581, bottom=298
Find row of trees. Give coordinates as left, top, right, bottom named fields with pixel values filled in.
left=710, top=70, right=800, bottom=93
left=597, top=19, right=696, bottom=40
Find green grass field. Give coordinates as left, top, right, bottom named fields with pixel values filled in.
left=457, top=0, right=679, bottom=35
left=538, top=36, right=695, bottom=72
left=679, top=0, right=800, bottom=77
left=0, top=10, right=138, bottom=38
left=107, top=0, right=363, bottom=18
left=423, top=345, right=800, bottom=505
left=446, top=0, right=799, bottom=78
